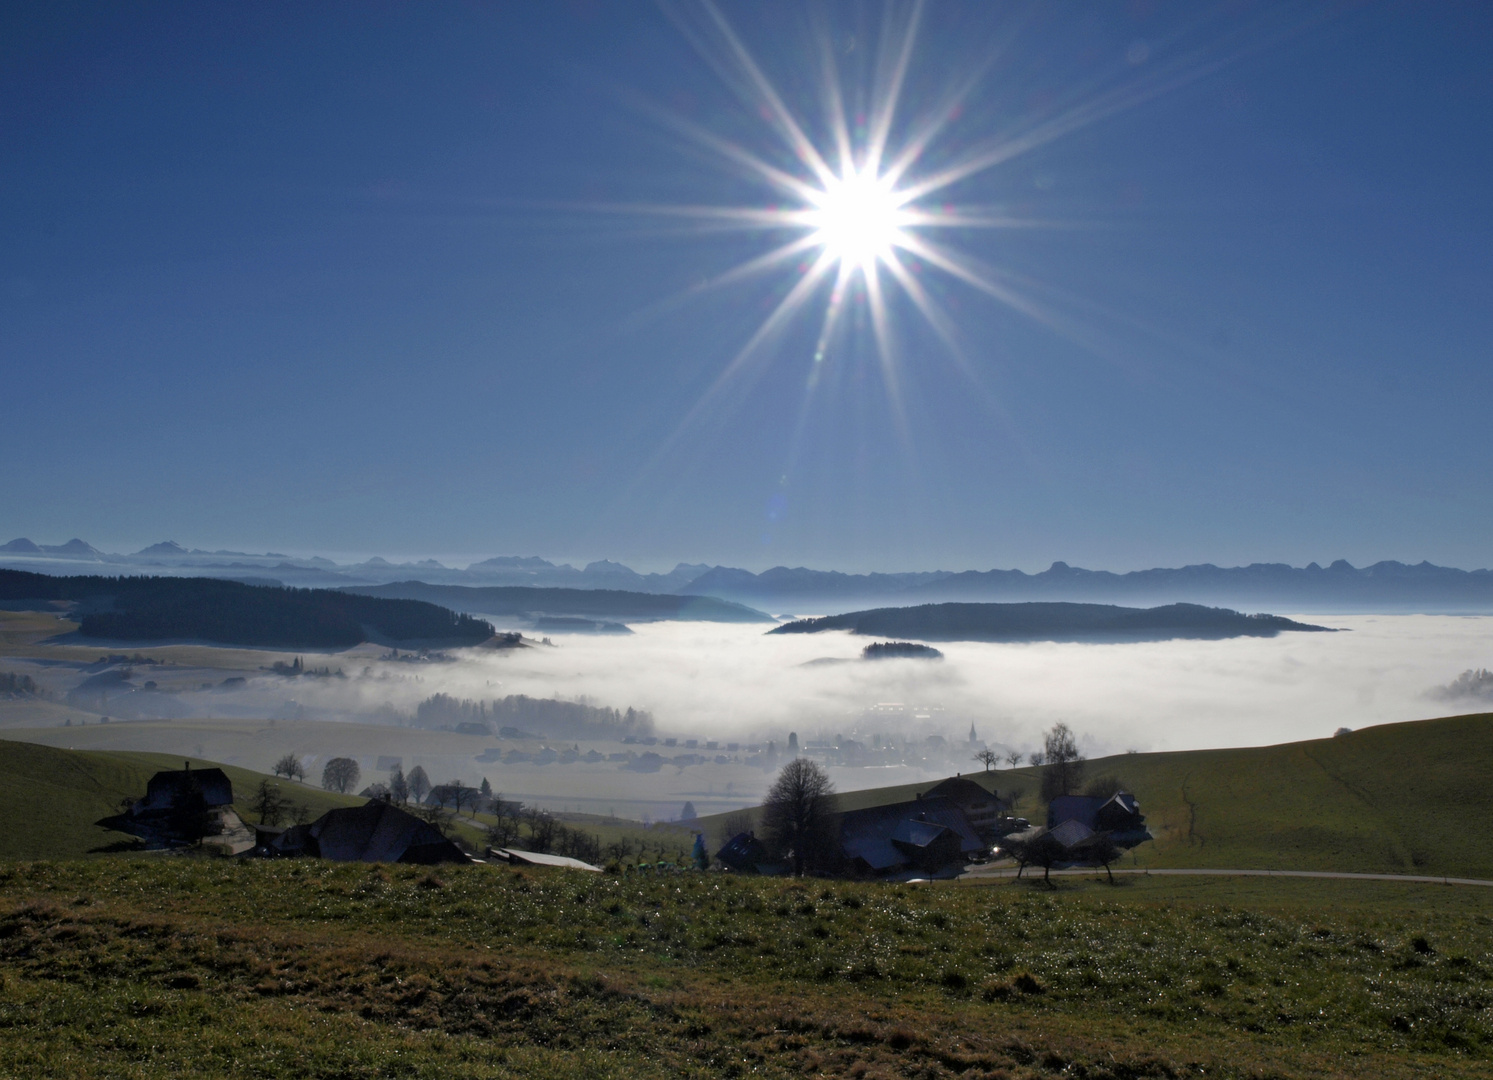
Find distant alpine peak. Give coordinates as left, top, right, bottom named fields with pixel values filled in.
left=136, top=540, right=188, bottom=556
left=583, top=559, right=637, bottom=575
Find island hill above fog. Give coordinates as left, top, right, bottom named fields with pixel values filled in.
left=771, top=601, right=1333, bottom=644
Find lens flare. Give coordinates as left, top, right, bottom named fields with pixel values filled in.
left=801, top=169, right=911, bottom=273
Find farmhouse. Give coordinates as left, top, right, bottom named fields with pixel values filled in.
left=922, top=776, right=1009, bottom=841
left=836, top=795, right=984, bottom=877
left=96, top=762, right=255, bottom=853
left=268, top=800, right=470, bottom=864
left=1047, top=791, right=1151, bottom=848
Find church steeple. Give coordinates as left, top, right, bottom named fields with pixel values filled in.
left=968, top=722, right=977, bottom=744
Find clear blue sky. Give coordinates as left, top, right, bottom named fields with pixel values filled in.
left=3, top=1, right=1490, bottom=572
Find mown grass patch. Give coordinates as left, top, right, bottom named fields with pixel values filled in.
left=1, top=859, right=1490, bottom=1078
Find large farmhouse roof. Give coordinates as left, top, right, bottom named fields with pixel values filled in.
left=271, top=800, right=470, bottom=864
left=839, top=796, right=983, bottom=872
left=140, top=765, right=233, bottom=810
left=924, top=776, right=1000, bottom=808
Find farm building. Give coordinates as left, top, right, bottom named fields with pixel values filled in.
left=836, top=795, right=985, bottom=877
left=268, top=800, right=470, bottom=864
left=96, top=762, right=255, bottom=853
left=1047, top=791, right=1151, bottom=848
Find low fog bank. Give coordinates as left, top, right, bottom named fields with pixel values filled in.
left=7, top=615, right=1489, bottom=813
left=447, top=615, right=1493, bottom=758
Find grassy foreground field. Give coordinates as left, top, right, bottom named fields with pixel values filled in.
left=1, top=859, right=1490, bottom=1078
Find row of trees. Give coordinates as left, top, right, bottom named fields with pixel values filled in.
left=413, top=693, right=654, bottom=739
left=0, top=671, right=38, bottom=697
left=482, top=801, right=605, bottom=864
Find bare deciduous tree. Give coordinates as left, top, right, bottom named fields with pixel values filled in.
left=321, top=757, right=361, bottom=794
left=524, top=807, right=558, bottom=853
left=406, top=765, right=431, bottom=804
left=249, top=779, right=288, bottom=826
left=272, top=753, right=306, bottom=783
left=442, top=779, right=478, bottom=818
left=762, top=758, right=836, bottom=877
left=718, top=809, right=755, bottom=848
left=973, top=748, right=1000, bottom=772
left=1039, top=723, right=1085, bottom=805
left=417, top=803, right=455, bottom=838
left=1005, top=750, right=1024, bottom=769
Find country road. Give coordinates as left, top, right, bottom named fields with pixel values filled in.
left=960, top=866, right=1493, bottom=888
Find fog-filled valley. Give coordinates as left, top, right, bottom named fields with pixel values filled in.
left=4, top=607, right=1490, bottom=820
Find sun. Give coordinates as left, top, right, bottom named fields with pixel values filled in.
left=801, top=169, right=911, bottom=274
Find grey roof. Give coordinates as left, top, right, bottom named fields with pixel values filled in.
left=890, top=817, right=951, bottom=850
left=840, top=796, right=983, bottom=871
left=489, top=847, right=602, bottom=871
left=1048, top=818, right=1095, bottom=850
left=1047, top=795, right=1105, bottom=830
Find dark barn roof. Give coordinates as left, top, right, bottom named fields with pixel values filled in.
left=270, top=800, right=470, bottom=864
left=715, top=831, right=771, bottom=873
left=838, top=796, right=984, bottom=874
left=1046, top=791, right=1150, bottom=850
left=924, top=776, right=1000, bottom=807
left=140, top=766, right=234, bottom=810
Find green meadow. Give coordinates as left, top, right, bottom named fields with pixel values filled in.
left=1, top=859, right=1490, bottom=1078
left=3, top=715, right=1492, bottom=1078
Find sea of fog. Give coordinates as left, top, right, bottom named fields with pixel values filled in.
left=408, top=614, right=1493, bottom=758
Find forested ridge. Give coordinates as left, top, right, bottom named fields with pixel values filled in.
left=0, top=569, right=494, bottom=648
left=771, top=600, right=1331, bottom=642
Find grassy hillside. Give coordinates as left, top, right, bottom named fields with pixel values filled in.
left=1, top=860, right=1489, bottom=1078
left=700, top=712, right=1493, bottom=879
left=0, top=742, right=366, bottom=859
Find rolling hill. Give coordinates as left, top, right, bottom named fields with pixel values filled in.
left=0, top=741, right=365, bottom=859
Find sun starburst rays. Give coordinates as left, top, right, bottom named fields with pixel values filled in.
left=598, top=0, right=1231, bottom=490
left=624, top=2, right=1048, bottom=406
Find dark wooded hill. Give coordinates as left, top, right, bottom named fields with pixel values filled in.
left=341, top=581, right=773, bottom=623
left=769, top=601, right=1331, bottom=643
left=0, top=569, right=494, bottom=648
